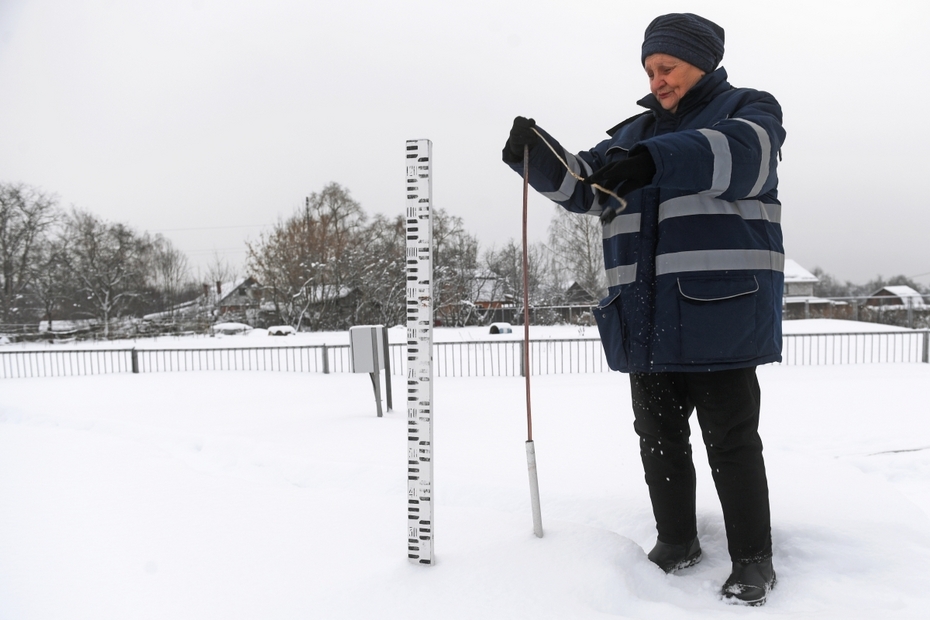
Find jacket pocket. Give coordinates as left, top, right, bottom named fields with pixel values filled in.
left=677, top=276, right=759, bottom=363
left=594, top=293, right=628, bottom=371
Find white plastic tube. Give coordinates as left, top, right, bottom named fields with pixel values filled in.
left=526, top=440, right=543, bottom=538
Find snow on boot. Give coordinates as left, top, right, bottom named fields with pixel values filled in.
left=721, top=557, right=776, bottom=606
left=647, top=537, right=702, bottom=573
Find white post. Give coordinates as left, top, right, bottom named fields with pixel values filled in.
left=406, top=139, right=434, bottom=565
left=526, top=440, right=543, bottom=538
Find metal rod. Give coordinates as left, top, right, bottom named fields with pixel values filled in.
left=381, top=326, right=393, bottom=411
left=523, top=144, right=543, bottom=538
left=522, top=145, right=533, bottom=443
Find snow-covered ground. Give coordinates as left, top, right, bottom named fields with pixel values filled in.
left=1, top=321, right=929, bottom=619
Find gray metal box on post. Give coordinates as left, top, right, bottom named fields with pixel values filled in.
left=349, top=325, right=393, bottom=416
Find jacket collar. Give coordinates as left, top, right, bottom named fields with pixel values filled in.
left=636, top=67, right=731, bottom=118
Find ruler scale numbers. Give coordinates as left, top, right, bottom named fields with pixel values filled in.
left=405, top=139, right=434, bottom=566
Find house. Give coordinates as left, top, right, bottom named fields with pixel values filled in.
left=866, top=285, right=927, bottom=308
left=208, top=277, right=262, bottom=315
left=138, top=278, right=262, bottom=332
left=783, top=259, right=819, bottom=297
left=300, top=286, right=365, bottom=329
left=185, top=278, right=264, bottom=328
left=472, top=274, right=515, bottom=326
left=564, top=281, right=600, bottom=306
left=472, top=275, right=514, bottom=311
left=861, top=285, right=928, bottom=328
left=781, top=260, right=851, bottom=320
left=433, top=274, right=514, bottom=326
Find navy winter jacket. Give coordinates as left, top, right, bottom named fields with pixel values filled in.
left=508, top=68, right=786, bottom=372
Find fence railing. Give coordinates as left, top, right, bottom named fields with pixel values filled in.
left=432, top=338, right=611, bottom=377
left=0, top=348, right=134, bottom=378
left=1, top=331, right=927, bottom=380
left=137, top=345, right=348, bottom=374
left=781, top=331, right=929, bottom=365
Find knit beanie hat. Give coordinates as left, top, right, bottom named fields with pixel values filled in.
left=641, top=13, right=725, bottom=74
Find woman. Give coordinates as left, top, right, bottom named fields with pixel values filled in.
left=503, top=13, right=785, bottom=606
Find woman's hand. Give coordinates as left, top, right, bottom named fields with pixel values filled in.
left=584, top=151, right=656, bottom=206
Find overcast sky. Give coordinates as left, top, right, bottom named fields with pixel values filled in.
left=2, top=0, right=928, bottom=285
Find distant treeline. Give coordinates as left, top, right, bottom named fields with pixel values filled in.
left=3, top=180, right=924, bottom=339
left=1, top=180, right=609, bottom=337
left=810, top=269, right=929, bottom=299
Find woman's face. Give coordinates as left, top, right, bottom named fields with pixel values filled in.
left=644, top=53, right=706, bottom=113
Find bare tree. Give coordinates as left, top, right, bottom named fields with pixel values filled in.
left=201, top=253, right=239, bottom=288
left=811, top=267, right=856, bottom=298
left=483, top=238, right=549, bottom=323
left=431, top=208, right=480, bottom=326
left=247, top=217, right=313, bottom=327
left=64, top=209, right=152, bottom=337
left=150, top=234, right=192, bottom=317
left=29, top=233, right=73, bottom=330
left=0, top=183, right=59, bottom=323
left=547, top=206, right=606, bottom=301
left=247, top=182, right=367, bottom=330
left=352, top=213, right=406, bottom=327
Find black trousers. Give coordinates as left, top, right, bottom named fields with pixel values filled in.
left=629, top=366, right=772, bottom=562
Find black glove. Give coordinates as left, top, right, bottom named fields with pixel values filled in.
left=502, top=116, right=539, bottom=163
left=584, top=150, right=656, bottom=207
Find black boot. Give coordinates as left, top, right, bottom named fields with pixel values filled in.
left=647, top=537, right=702, bottom=573
left=721, top=557, right=776, bottom=606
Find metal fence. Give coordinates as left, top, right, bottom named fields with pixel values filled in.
left=781, top=331, right=930, bottom=365
left=0, top=344, right=395, bottom=380
left=138, top=345, right=347, bottom=374
left=1, top=330, right=928, bottom=380
left=430, top=338, right=612, bottom=377
left=0, top=348, right=133, bottom=378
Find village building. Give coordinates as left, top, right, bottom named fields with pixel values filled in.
left=209, top=277, right=263, bottom=316
left=782, top=259, right=851, bottom=320
left=865, top=285, right=927, bottom=308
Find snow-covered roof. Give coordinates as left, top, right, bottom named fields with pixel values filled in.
left=870, top=285, right=926, bottom=307
left=193, top=277, right=260, bottom=308
left=565, top=281, right=600, bottom=303
left=879, top=285, right=922, bottom=298
left=217, top=278, right=247, bottom=298
left=473, top=275, right=512, bottom=303
left=215, top=277, right=259, bottom=304
left=143, top=299, right=200, bottom=320
left=783, top=259, right=818, bottom=284
left=305, top=285, right=357, bottom=301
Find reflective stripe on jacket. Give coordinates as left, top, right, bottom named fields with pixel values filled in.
left=508, top=68, right=786, bottom=372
